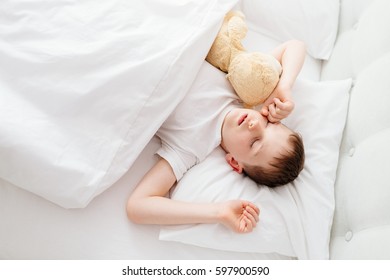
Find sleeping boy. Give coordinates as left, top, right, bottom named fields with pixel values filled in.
left=127, top=40, right=306, bottom=233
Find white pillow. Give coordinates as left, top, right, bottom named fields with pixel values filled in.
left=238, top=0, right=340, bottom=60
left=160, top=76, right=352, bottom=259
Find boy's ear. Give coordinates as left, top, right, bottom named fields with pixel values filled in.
left=225, top=153, right=243, bottom=174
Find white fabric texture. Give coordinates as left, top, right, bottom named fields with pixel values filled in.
left=0, top=0, right=238, bottom=208
left=160, top=76, right=352, bottom=259
left=238, top=0, right=340, bottom=60
left=156, top=62, right=239, bottom=181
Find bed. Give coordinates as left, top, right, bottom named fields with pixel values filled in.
left=0, top=0, right=389, bottom=260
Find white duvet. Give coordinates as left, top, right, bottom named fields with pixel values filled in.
left=0, top=0, right=237, bottom=208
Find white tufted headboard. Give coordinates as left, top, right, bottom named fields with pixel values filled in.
left=322, top=0, right=390, bottom=259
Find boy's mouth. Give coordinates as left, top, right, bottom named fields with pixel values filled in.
left=238, top=114, right=248, bottom=126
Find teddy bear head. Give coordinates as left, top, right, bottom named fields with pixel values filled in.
left=227, top=51, right=282, bottom=106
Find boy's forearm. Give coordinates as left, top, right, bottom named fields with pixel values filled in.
left=127, top=158, right=223, bottom=225
left=127, top=196, right=221, bottom=225
left=274, top=40, right=306, bottom=90
left=280, top=40, right=306, bottom=89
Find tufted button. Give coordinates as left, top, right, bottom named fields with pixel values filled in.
left=345, top=231, right=353, bottom=242
left=348, top=147, right=355, bottom=157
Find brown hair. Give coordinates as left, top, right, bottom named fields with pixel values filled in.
left=243, top=132, right=305, bottom=188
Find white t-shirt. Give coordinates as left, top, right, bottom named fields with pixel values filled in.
left=156, top=62, right=240, bottom=181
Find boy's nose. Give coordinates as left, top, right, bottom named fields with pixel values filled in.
left=248, top=118, right=259, bottom=130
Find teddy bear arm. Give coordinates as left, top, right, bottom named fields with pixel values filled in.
left=206, top=38, right=231, bottom=73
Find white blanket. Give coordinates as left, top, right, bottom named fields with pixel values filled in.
left=0, top=0, right=237, bottom=208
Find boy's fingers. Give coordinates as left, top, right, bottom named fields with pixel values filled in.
left=245, top=206, right=259, bottom=222
left=239, top=217, right=252, bottom=233
left=268, top=104, right=282, bottom=122
left=244, top=217, right=253, bottom=232
left=244, top=209, right=257, bottom=226
left=239, top=219, right=245, bottom=232
left=249, top=203, right=260, bottom=215
left=261, top=106, right=269, bottom=116
left=243, top=201, right=260, bottom=214
left=274, top=98, right=289, bottom=113
left=242, top=202, right=260, bottom=225
left=279, top=99, right=295, bottom=112
left=268, top=103, right=276, bottom=115
left=268, top=99, right=294, bottom=122
left=275, top=97, right=294, bottom=109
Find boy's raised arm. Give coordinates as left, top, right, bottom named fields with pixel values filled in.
left=270, top=39, right=306, bottom=92
left=261, top=40, right=306, bottom=122
left=126, top=158, right=260, bottom=233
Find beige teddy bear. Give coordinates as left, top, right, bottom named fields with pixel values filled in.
left=206, top=11, right=282, bottom=107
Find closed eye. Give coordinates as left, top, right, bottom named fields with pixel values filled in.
left=251, top=138, right=260, bottom=148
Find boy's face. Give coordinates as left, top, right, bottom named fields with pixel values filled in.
left=221, top=108, right=292, bottom=172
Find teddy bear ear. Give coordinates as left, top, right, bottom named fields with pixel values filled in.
left=226, top=13, right=248, bottom=46
left=227, top=52, right=281, bottom=106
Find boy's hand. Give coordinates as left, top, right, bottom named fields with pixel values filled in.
left=218, top=200, right=260, bottom=233
left=261, top=84, right=294, bottom=123
left=262, top=97, right=294, bottom=123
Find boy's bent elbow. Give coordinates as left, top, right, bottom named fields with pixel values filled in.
left=286, top=39, right=306, bottom=51
left=126, top=198, right=143, bottom=224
